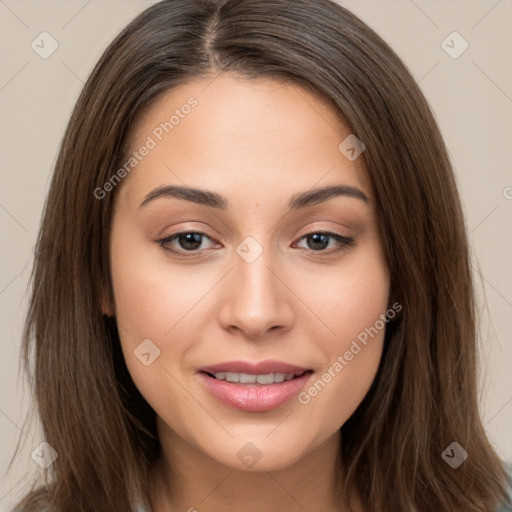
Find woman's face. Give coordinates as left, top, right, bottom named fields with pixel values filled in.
left=107, top=74, right=390, bottom=471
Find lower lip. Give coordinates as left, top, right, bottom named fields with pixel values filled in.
left=198, top=371, right=314, bottom=412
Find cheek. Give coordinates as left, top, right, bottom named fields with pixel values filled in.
left=299, top=241, right=390, bottom=345
left=109, top=249, right=191, bottom=411
left=294, top=244, right=389, bottom=415
left=110, top=258, right=169, bottom=338
left=109, top=227, right=202, bottom=339
left=337, top=265, right=389, bottom=341
left=108, top=229, right=214, bottom=391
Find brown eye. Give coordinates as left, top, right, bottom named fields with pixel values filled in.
left=157, top=231, right=217, bottom=256
left=295, top=232, right=354, bottom=254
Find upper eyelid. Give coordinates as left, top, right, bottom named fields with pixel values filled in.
left=160, top=229, right=351, bottom=248
left=162, top=230, right=217, bottom=244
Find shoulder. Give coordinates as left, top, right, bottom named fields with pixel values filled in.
left=496, top=461, right=512, bottom=511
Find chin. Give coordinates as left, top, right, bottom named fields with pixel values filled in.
left=205, top=437, right=309, bottom=472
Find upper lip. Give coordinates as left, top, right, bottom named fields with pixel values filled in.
left=199, top=360, right=311, bottom=375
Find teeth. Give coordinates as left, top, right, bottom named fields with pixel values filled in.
left=212, top=371, right=302, bottom=384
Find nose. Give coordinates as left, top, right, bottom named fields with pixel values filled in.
left=218, top=242, right=295, bottom=339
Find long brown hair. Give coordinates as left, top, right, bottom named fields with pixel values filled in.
left=10, top=0, right=511, bottom=511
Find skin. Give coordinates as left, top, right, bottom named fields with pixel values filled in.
left=105, top=74, right=390, bottom=512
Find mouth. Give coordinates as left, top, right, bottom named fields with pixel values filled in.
left=201, top=369, right=313, bottom=385
left=197, top=368, right=315, bottom=412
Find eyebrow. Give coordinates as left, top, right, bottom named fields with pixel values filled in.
left=139, top=184, right=370, bottom=210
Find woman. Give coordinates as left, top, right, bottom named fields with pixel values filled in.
left=12, top=0, right=512, bottom=511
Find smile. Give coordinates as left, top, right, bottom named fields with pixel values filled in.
left=206, top=370, right=308, bottom=384
left=198, top=370, right=314, bottom=412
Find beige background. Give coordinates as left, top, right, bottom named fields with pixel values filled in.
left=0, top=0, right=511, bottom=508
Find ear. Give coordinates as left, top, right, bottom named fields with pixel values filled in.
left=100, top=286, right=115, bottom=317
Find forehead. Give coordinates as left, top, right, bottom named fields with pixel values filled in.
left=116, top=74, right=374, bottom=210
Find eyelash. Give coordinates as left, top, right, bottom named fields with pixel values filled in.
left=156, top=229, right=354, bottom=258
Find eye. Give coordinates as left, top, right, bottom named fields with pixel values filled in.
left=156, top=230, right=354, bottom=258
left=157, top=231, right=218, bottom=257
left=294, top=231, right=354, bottom=255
